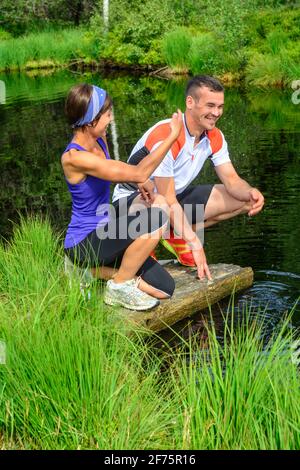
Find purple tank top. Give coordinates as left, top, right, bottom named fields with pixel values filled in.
left=63, top=137, right=111, bottom=249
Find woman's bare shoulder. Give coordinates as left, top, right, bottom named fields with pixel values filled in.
left=61, top=149, right=87, bottom=184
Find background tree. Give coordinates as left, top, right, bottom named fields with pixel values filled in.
left=0, top=0, right=96, bottom=35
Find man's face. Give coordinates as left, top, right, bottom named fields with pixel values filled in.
left=186, top=86, right=224, bottom=131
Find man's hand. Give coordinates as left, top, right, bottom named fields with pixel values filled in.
left=137, top=179, right=156, bottom=204
left=248, top=188, right=264, bottom=216
left=191, top=247, right=212, bottom=281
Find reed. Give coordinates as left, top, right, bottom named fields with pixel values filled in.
left=162, top=28, right=191, bottom=72
left=0, top=217, right=299, bottom=449
left=162, top=29, right=242, bottom=77
left=0, top=29, right=95, bottom=72
left=246, top=52, right=300, bottom=88
left=167, top=306, right=300, bottom=449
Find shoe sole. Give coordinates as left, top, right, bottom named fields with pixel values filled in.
left=104, top=296, right=159, bottom=311
left=160, top=239, right=196, bottom=267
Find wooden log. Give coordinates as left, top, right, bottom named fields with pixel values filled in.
left=114, top=262, right=254, bottom=333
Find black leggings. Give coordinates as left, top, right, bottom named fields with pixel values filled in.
left=65, top=200, right=175, bottom=297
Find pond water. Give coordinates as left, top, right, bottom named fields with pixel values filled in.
left=0, top=70, right=299, bottom=338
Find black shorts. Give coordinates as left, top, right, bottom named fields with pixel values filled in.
left=177, top=184, right=213, bottom=224
left=65, top=197, right=175, bottom=297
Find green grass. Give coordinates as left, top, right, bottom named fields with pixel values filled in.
left=168, top=310, right=300, bottom=449
left=0, top=29, right=96, bottom=72
left=162, top=28, right=192, bottom=72
left=160, top=7, right=299, bottom=87
left=162, top=28, right=245, bottom=79
left=0, top=216, right=300, bottom=449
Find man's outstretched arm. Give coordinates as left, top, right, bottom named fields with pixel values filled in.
left=215, top=162, right=264, bottom=216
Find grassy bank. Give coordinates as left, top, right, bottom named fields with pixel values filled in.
left=1, top=2, right=299, bottom=87
left=161, top=9, right=300, bottom=87
left=0, top=29, right=97, bottom=72
left=0, top=217, right=300, bottom=449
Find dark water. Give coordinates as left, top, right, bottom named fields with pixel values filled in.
left=0, top=70, right=299, bottom=337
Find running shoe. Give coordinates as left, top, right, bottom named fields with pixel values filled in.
left=160, top=228, right=196, bottom=267
left=104, top=279, right=160, bottom=311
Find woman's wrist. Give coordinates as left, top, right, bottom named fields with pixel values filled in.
left=169, top=130, right=179, bottom=142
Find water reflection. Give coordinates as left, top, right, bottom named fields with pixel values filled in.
left=0, top=70, right=299, bottom=334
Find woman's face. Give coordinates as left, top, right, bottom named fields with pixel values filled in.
left=91, top=107, right=113, bottom=137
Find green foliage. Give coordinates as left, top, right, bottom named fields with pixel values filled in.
left=90, top=0, right=299, bottom=87
left=243, top=7, right=300, bottom=87
left=0, top=0, right=95, bottom=36
left=246, top=51, right=300, bottom=87
left=162, top=28, right=192, bottom=71
left=0, top=29, right=96, bottom=71
left=91, top=0, right=176, bottom=65
left=0, top=217, right=174, bottom=449
left=162, top=29, right=244, bottom=76
left=189, top=34, right=243, bottom=76
left=200, top=0, right=253, bottom=51
left=0, top=0, right=299, bottom=86
left=1, top=219, right=300, bottom=449
left=246, top=7, right=300, bottom=46
left=0, top=29, right=12, bottom=41
left=168, top=310, right=300, bottom=450
left=266, top=30, right=290, bottom=55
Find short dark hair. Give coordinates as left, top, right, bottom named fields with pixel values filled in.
left=65, top=83, right=113, bottom=130
left=185, top=75, right=224, bottom=100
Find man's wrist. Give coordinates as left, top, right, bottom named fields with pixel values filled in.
left=187, top=237, right=203, bottom=251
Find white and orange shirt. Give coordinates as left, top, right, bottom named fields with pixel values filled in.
left=112, top=115, right=231, bottom=202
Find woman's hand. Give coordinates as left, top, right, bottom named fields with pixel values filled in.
left=169, top=109, right=183, bottom=139
left=137, top=179, right=156, bottom=204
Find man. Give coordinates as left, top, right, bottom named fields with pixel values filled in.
left=113, top=75, right=264, bottom=280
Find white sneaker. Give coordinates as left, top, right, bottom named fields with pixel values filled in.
left=104, top=279, right=160, bottom=311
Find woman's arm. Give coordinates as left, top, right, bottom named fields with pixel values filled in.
left=65, top=111, right=182, bottom=183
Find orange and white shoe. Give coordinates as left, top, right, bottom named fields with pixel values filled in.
left=160, top=229, right=196, bottom=267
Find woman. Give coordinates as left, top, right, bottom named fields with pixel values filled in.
left=62, top=83, right=182, bottom=311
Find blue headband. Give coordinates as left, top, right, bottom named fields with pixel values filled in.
left=73, top=85, right=107, bottom=128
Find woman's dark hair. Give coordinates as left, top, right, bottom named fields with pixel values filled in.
left=65, top=83, right=113, bottom=130
left=185, top=75, right=224, bottom=100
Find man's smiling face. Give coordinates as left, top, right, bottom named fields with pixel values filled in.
left=186, top=86, right=224, bottom=131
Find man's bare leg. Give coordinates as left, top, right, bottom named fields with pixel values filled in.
left=192, top=184, right=252, bottom=231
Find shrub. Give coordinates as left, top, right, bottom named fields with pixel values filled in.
left=0, top=28, right=12, bottom=41
left=162, top=28, right=192, bottom=71
left=188, top=34, right=243, bottom=76
left=91, top=0, right=176, bottom=65
left=246, top=50, right=300, bottom=88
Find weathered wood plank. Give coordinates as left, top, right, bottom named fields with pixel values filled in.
left=116, top=262, right=254, bottom=333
